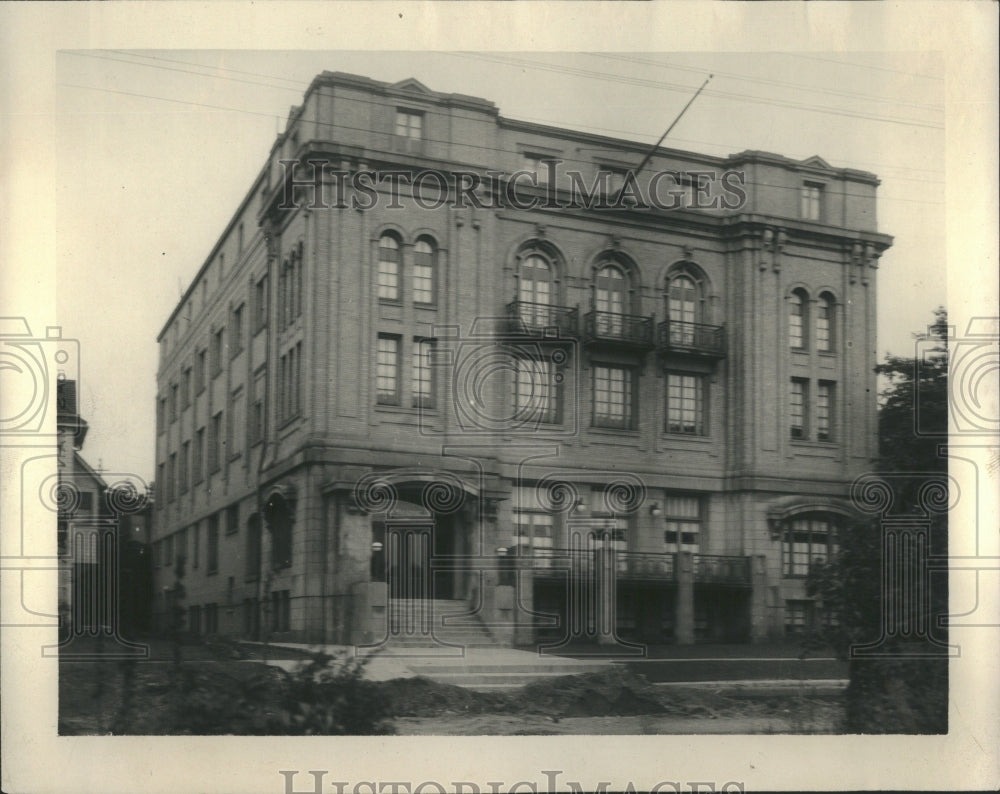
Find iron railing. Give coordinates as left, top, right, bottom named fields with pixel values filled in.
left=506, top=300, right=579, bottom=338
left=693, top=554, right=752, bottom=585
left=518, top=548, right=749, bottom=585
left=657, top=320, right=725, bottom=358
left=583, top=310, right=655, bottom=348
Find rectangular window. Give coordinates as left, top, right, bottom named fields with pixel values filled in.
left=790, top=379, right=807, bottom=439
left=785, top=600, right=812, bottom=634
left=167, top=453, right=176, bottom=501
left=211, top=328, right=225, bottom=377
left=600, top=167, right=628, bottom=197
left=157, top=463, right=165, bottom=504
left=376, top=335, right=400, bottom=405
left=179, top=441, right=190, bottom=494
left=801, top=183, right=823, bottom=221
left=231, top=304, right=244, bottom=356
left=192, top=521, right=200, bottom=569
left=522, top=154, right=555, bottom=185
left=169, top=384, right=178, bottom=423
left=225, top=503, right=239, bottom=535
left=251, top=368, right=266, bottom=445
left=207, top=514, right=220, bottom=574
left=663, top=495, right=701, bottom=553
left=395, top=109, right=423, bottom=140
left=411, top=338, right=436, bottom=409
left=593, top=365, right=635, bottom=429
left=817, top=381, right=833, bottom=441
left=176, top=527, right=188, bottom=565
left=205, top=603, right=218, bottom=634
left=254, top=275, right=268, bottom=332
left=165, top=533, right=174, bottom=567
left=512, top=511, right=555, bottom=566
left=157, top=397, right=166, bottom=432
left=209, top=412, right=223, bottom=473
left=783, top=517, right=838, bottom=577
left=182, top=368, right=192, bottom=410
left=229, top=387, right=245, bottom=459
left=194, top=427, right=205, bottom=483
left=195, top=349, right=207, bottom=393
left=665, top=373, right=706, bottom=435
left=514, top=357, right=559, bottom=424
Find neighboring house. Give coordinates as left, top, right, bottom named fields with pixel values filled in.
left=150, top=72, right=891, bottom=646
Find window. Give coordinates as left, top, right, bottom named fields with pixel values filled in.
left=211, top=328, right=225, bottom=377
left=157, top=396, right=166, bottom=432
left=169, top=384, right=178, bottom=423
left=207, top=514, right=220, bottom=574
left=817, top=381, right=834, bottom=441
left=590, top=491, right=629, bottom=571
left=517, top=254, right=554, bottom=328
left=192, top=522, right=200, bottom=568
left=663, top=495, right=701, bottom=553
left=254, top=274, right=269, bottom=332
left=165, top=533, right=174, bottom=567
left=167, top=453, right=176, bottom=501
left=376, top=335, right=400, bottom=405
left=377, top=235, right=400, bottom=301
left=231, top=304, right=244, bottom=356
left=665, top=373, right=706, bottom=435
left=412, top=239, right=435, bottom=304
left=246, top=513, right=262, bottom=581
left=237, top=222, right=244, bottom=254
left=395, top=109, right=423, bottom=140
left=181, top=368, right=192, bottom=410
left=195, top=349, right=207, bottom=393
left=785, top=600, right=812, bottom=635
left=179, top=441, right=190, bottom=494
left=204, top=603, right=218, bottom=634
left=600, top=167, right=628, bottom=197
left=267, top=494, right=293, bottom=570
left=251, top=368, right=266, bottom=445
left=514, top=357, right=559, bottom=424
left=209, top=411, right=223, bottom=472
left=278, top=344, right=302, bottom=423
left=801, top=182, right=823, bottom=221
left=783, top=515, right=838, bottom=577
left=816, top=293, right=834, bottom=352
left=594, top=264, right=628, bottom=337
left=176, top=527, right=188, bottom=565
left=412, top=338, right=436, bottom=408
left=225, top=503, right=240, bottom=535
left=666, top=271, right=705, bottom=347
left=194, top=427, right=205, bottom=484
left=790, top=379, right=807, bottom=439
left=271, top=590, right=291, bottom=632
left=593, top=365, right=635, bottom=429
left=512, top=511, right=555, bottom=564
left=229, top=388, right=245, bottom=459
left=789, top=290, right=807, bottom=349
left=157, top=463, right=164, bottom=504
left=522, top=154, right=555, bottom=185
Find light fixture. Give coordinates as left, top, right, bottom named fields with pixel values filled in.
left=371, top=541, right=384, bottom=553
left=573, top=499, right=586, bottom=514
left=495, top=546, right=508, bottom=556
left=650, top=502, right=663, bottom=517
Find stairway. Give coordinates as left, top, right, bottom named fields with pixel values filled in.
left=382, top=599, right=499, bottom=648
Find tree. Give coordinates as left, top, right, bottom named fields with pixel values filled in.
left=807, top=307, right=949, bottom=733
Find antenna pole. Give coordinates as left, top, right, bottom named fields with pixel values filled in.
left=631, top=74, right=714, bottom=182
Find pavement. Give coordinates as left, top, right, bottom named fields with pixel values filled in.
left=239, top=640, right=847, bottom=690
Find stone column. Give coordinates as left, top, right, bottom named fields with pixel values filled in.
left=749, top=554, right=769, bottom=643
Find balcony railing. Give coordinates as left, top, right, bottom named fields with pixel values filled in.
left=506, top=300, right=578, bottom=338
left=518, top=548, right=749, bottom=586
left=693, top=554, right=751, bottom=585
left=583, top=310, right=655, bottom=349
left=657, top=320, right=725, bottom=358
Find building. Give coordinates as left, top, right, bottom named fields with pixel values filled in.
left=150, top=71, right=891, bottom=647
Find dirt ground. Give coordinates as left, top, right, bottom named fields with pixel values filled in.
left=60, top=646, right=844, bottom=735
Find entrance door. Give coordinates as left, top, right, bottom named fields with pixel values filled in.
left=384, top=521, right=433, bottom=601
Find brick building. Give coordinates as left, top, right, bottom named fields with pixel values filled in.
left=151, top=71, right=891, bottom=647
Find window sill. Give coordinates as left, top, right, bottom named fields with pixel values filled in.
left=790, top=439, right=838, bottom=449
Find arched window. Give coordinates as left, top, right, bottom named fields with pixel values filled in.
left=782, top=513, right=839, bottom=577
left=595, top=264, right=628, bottom=336
left=665, top=271, right=705, bottom=347
left=412, top=238, right=436, bottom=305
left=816, top=293, right=835, bottom=352
left=377, top=234, right=400, bottom=301
left=789, top=289, right=808, bottom=349
left=518, top=253, right=554, bottom=327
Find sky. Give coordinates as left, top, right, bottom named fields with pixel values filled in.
left=51, top=49, right=948, bottom=485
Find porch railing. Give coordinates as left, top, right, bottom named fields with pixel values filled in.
left=516, top=548, right=749, bottom=585
left=693, top=554, right=752, bottom=585
left=506, top=300, right=579, bottom=338
left=657, top=320, right=725, bottom=358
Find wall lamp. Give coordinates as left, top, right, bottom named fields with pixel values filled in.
left=649, top=502, right=663, bottom=517
left=573, top=499, right=586, bottom=514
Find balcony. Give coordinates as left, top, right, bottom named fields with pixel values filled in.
left=506, top=300, right=578, bottom=339
left=583, top=310, right=655, bottom=350
left=693, top=554, right=751, bottom=586
left=657, top=320, right=725, bottom=359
